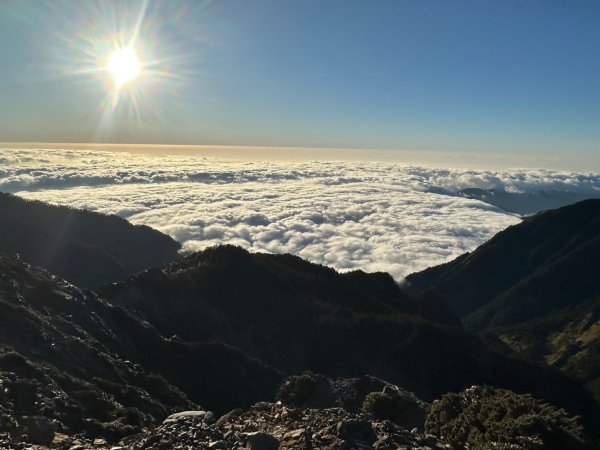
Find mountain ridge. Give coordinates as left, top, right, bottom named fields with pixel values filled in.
left=0, top=192, right=181, bottom=287
left=98, top=244, right=600, bottom=429
left=1, top=195, right=600, bottom=447
left=406, top=199, right=600, bottom=321
left=406, top=199, right=600, bottom=403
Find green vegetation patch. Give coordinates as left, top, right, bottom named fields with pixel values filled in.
left=425, top=385, right=595, bottom=450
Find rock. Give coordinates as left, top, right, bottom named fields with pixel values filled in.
left=144, top=434, right=161, bottom=446
left=373, top=436, right=396, bottom=450
left=19, top=416, right=56, bottom=445
left=282, top=428, right=305, bottom=440
left=337, top=420, right=376, bottom=444
left=109, top=401, right=452, bottom=450
left=164, top=410, right=215, bottom=424
left=280, top=428, right=309, bottom=449
left=120, top=432, right=145, bottom=444
left=215, top=408, right=244, bottom=427
left=246, top=431, right=280, bottom=450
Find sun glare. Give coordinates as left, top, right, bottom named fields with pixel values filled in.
left=107, top=47, right=141, bottom=88
left=52, top=0, right=196, bottom=122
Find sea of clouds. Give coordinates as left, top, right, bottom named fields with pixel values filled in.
left=2, top=148, right=599, bottom=279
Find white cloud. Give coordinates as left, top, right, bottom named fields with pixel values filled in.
left=2, top=148, right=598, bottom=279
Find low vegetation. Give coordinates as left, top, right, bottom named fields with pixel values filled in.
left=426, top=386, right=595, bottom=450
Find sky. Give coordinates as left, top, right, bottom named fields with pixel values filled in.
left=0, top=1, right=599, bottom=161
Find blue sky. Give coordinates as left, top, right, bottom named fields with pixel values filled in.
left=0, top=0, right=599, bottom=158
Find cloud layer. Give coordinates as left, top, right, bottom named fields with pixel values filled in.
left=2, top=148, right=598, bottom=279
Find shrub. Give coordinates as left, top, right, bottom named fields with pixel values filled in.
left=362, top=388, right=427, bottom=431
left=362, top=391, right=397, bottom=420
left=277, top=373, right=319, bottom=406
left=425, top=386, right=593, bottom=450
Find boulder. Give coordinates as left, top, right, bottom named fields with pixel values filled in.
left=163, top=410, right=215, bottom=424
left=246, top=431, right=280, bottom=450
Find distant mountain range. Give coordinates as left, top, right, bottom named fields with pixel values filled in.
left=460, top=187, right=600, bottom=215
left=1, top=191, right=599, bottom=448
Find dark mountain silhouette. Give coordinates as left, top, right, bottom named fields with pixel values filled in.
left=406, top=199, right=600, bottom=322
left=98, top=246, right=469, bottom=399
left=0, top=192, right=181, bottom=287
left=406, top=199, right=600, bottom=401
left=0, top=253, right=194, bottom=441
left=97, top=245, right=600, bottom=429
left=1, top=196, right=600, bottom=446
left=0, top=253, right=282, bottom=443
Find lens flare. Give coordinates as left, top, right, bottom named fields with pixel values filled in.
left=26, top=0, right=208, bottom=141
left=107, top=47, right=141, bottom=88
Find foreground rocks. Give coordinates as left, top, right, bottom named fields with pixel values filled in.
left=3, top=386, right=600, bottom=450
left=136, top=401, right=453, bottom=450
left=277, top=373, right=429, bottom=432
left=0, top=402, right=453, bottom=450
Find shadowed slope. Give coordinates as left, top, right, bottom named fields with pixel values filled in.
left=406, top=199, right=600, bottom=403
left=0, top=192, right=181, bottom=287
left=98, top=245, right=600, bottom=429
left=406, top=199, right=600, bottom=322
left=0, top=253, right=282, bottom=444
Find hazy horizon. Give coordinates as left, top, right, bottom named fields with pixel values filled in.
left=2, top=142, right=599, bottom=172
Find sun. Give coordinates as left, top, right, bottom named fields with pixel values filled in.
left=107, top=47, right=141, bottom=88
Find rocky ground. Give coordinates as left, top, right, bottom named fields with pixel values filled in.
left=1, top=370, right=598, bottom=450
left=0, top=372, right=445, bottom=450
left=0, top=402, right=453, bottom=450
